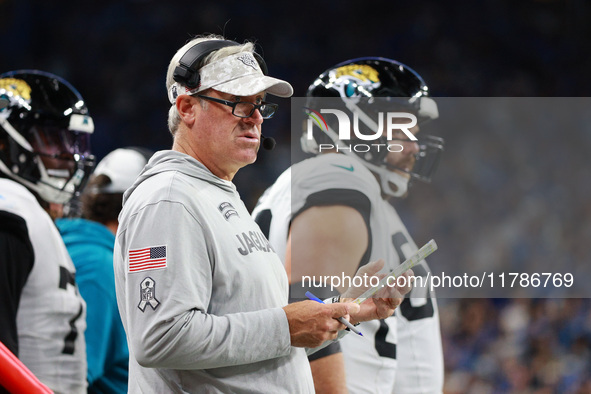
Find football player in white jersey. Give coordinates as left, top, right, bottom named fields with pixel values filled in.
left=253, top=58, right=445, bottom=393
left=0, top=70, right=95, bottom=393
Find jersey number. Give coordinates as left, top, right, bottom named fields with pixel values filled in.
left=59, top=267, right=83, bottom=355
left=392, top=232, right=435, bottom=321
left=373, top=232, right=436, bottom=359
left=375, top=320, right=397, bottom=359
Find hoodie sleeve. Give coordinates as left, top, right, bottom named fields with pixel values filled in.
left=114, top=199, right=292, bottom=370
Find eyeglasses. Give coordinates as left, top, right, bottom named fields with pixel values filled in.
left=196, top=95, right=278, bottom=119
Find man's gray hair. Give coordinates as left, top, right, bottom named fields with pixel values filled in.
left=166, top=35, right=255, bottom=136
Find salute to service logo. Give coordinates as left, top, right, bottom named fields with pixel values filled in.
left=138, top=277, right=160, bottom=312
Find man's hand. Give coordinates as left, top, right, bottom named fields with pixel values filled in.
left=283, top=301, right=360, bottom=348
left=341, top=259, right=413, bottom=324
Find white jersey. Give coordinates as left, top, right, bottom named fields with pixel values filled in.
left=253, top=153, right=443, bottom=394
left=0, top=179, right=87, bottom=394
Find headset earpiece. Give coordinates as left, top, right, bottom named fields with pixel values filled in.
left=173, top=39, right=268, bottom=89
left=252, top=52, right=268, bottom=75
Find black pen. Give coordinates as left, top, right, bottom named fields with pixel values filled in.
left=305, top=291, right=363, bottom=336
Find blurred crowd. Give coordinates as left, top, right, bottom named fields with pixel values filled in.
left=440, top=298, right=591, bottom=393
left=396, top=98, right=591, bottom=391
left=1, top=0, right=590, bottom=392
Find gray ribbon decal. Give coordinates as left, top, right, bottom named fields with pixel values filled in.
left=138, top=277, right=160, bottom=312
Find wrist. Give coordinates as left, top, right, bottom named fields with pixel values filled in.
left=323, top=295, right=341, bottom=304
left=324, top=295, right=361, bottom=325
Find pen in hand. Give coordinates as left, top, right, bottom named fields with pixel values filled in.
left=305, top=291, right=363, bottom=336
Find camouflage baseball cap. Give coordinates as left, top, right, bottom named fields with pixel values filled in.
left=168, top=52, right=293, bottom=104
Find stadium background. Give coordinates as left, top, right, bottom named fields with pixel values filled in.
left=1, top=0, right=590, bottom=392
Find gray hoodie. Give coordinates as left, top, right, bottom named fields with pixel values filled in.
left=114, top=150, right=314, bottom=393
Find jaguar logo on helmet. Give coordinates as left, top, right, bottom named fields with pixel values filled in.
left=0, top=78, right=33, bottom=114
left=0, top=78, right=32, bottom=101
left=330, top=64, right=381, bottom=98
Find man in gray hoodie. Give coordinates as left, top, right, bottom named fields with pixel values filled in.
left=113, top=35, right=411, bottom=393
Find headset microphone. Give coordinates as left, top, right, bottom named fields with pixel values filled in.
left=261, top=135, right=276, bottom=151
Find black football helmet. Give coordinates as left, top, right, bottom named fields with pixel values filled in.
left=304, top=57, right=444, bottom=197
left=0, top=70, right=95, bottom=204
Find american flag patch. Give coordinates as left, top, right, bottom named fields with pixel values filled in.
left=128, top=246, right=167, bottom=273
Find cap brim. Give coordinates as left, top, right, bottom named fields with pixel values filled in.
left=212, top=75, right=293, bottom=98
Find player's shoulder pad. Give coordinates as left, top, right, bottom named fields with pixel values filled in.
left=292, top=153, right=379, bottom=195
